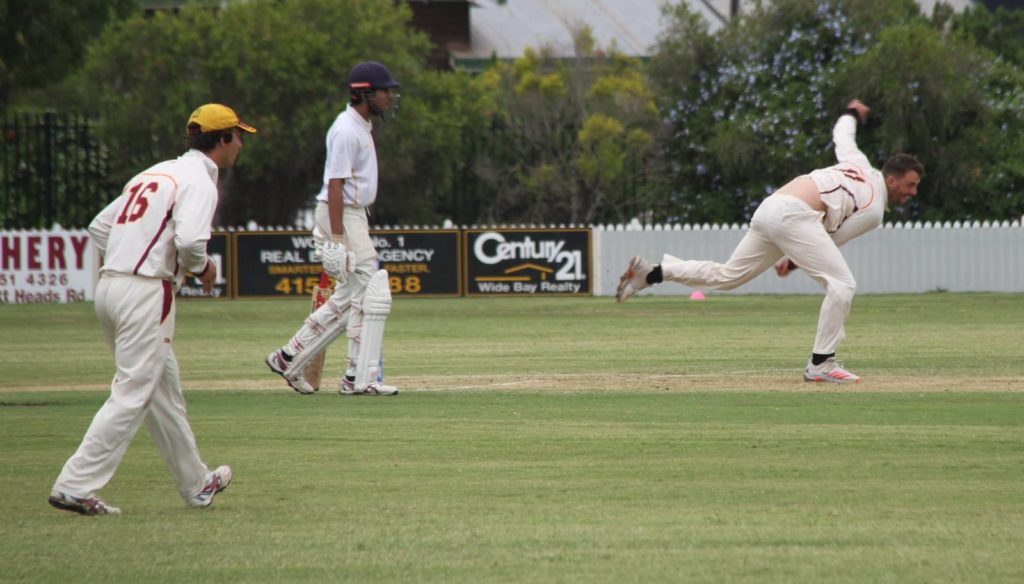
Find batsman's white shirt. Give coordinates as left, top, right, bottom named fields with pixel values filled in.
left=805, top=114, right=886, bottom=247
left=89, top=149, right=218, bottom=285
left=315, top=105, right=378, bottom=207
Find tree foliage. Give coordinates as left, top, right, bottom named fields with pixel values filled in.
left=373, top=69, right=494, bottom=225
left=68, top=0, right=487, bottom=227
left=934, top=3, right=1024, bottom=69
left=833, top=22, right=1024, bottom=221
left=473, top=28, right=660, bottom=224
left=651, top=0, right=924, bottom=223
left=8, top=0, right=1024, bottom=228
left=0, top=0, right=136, bottom=107
left=651, top=0, right=1024, bottom=223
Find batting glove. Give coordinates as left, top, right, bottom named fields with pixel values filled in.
left=319, top=241, right=355, bottom=281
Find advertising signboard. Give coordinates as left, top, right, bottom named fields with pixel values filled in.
left=234, top=229, right=461, bottom=297
left=234, top=231, right=322, bottom=298
left=373, top=230, right=461, bottom=297
left=0, top=228, right=96, bottom=303
left=463, top=228, right=591, bottom=296
left=177, top=232, right=231, bottom=298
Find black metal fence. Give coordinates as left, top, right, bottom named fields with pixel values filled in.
left=1, top=113, right=654, bottom=230
left=1, top=113, right=111, bottom=229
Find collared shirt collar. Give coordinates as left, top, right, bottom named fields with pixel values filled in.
left=186, top=148, right=220, bottom=183
left=344, top=104, right=373, bottom=132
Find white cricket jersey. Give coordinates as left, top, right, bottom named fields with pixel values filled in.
left=804, top=114, right=886, bottom=247
left=315, top=105, right=378, bottom=207
left=89, top=149, right=218, bottom=284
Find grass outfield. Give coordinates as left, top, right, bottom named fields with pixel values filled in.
left=1, top=294, right=1023, bottom=582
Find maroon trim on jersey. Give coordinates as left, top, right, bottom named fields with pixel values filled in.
left=161, top=280, right=173, bottom=324
left=820, top=185, right=859, bottom=213
left=134, top=205, right=174, bottom=275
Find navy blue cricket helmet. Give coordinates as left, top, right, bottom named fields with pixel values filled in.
left=348, top=61, right=400, bottom=93
left=347, top=61, right=401, bottom=118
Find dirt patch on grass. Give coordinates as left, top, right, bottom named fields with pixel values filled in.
left=5, top=373, right=1023, bottom=393
left=391, top=373, right=1024, bottom=393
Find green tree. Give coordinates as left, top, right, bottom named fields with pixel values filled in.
left=68, top=0, right=492, bottom=227
left=475, top=28, right=659, bottom=224
left=0, top=0, right=136, bottom=107
left=833, top=22, right=1024, bottom=221
left=932, top=3, right=1024, bottom=69
left=650, top=0, right=923, bottom=224
left=373, top=69, right=495, bottom=225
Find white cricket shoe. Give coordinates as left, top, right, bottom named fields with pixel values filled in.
left=616, top=256, right=655, bottom=303
left=266, top=349, right=315, bottom=395
left=340, top=377, right=399, bottom=396
left=188, top=465, right=232, bottom=508
left=804, top=357, right=861, bottom=384
left=48, top=490, right=121, bottom=516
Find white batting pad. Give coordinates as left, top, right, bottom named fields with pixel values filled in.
left=284, top=298, right=351, bottom=376
left=353, top=269, right=392, bottom=391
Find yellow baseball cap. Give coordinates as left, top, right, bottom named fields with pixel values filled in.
left=186, top=104, right=257, bottom=136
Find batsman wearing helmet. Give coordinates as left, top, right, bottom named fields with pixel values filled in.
left=267, top=61, right=401, bottom=396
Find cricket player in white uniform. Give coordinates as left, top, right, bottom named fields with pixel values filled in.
left=616, top=100, right=924, bottom=384
left=48, top=104, right=255, bottom=516
left=266, top=61, right=401, bottom=396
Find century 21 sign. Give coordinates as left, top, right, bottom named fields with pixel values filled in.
left=463, top=229, right=591, bottom=296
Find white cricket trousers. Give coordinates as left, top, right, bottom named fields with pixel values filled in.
left=53, top=275, right=208, bottom=499
left=661, top=194, right=856, bottom=354
left=283, top=204, right=379, bottom=376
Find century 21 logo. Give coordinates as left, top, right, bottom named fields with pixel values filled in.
left=473, top=232, right=584, bottom=281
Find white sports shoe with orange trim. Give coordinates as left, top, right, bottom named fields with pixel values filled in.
left=804, top=357, right=861, bottom=384
left=616, top=256, right=654, bottom=303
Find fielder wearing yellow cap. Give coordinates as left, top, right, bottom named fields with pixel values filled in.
left=186, top=104, right=257, bottom=136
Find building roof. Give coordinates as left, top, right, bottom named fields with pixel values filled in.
left=460, top=0, right=979, bottom=62
left=462, top=0, right=710, bottom=61
left=917, top=0, right=976, bottom=13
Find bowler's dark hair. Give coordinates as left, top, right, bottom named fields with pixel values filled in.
left=186, top=124, right=232, bottom=152
left=882, top=154, right=924, bottom=179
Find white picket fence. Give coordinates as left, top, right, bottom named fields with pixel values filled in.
left=592, top=220, right=1024, bottom=296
